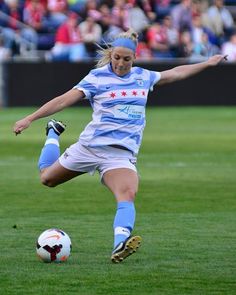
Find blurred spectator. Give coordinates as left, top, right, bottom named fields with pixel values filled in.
left=171, top=0, right=192, bottom=32
left=23, top=0, right=56, bottom=50
left=136, top=40, right=153, bottom=60
left=126, top=1, right=150, bottom=35
left=192, top=15, right=207, bottom=44
left=0, top=0, right=23, bottom=34
left=132, top=0, right=156, bottom=22
left=0, top=0, right=38, bottom=56
left=146, top=21, right=172, bottom=58
left=46, top=0, right=68, bottom=29
left=0, top=0, right=235, bottom=61
left=68, top=0, right=86, bottom=14
left=23, top=0, right=47, bottom=32
left=85, top=0, right=101, bottom=20
left=154, top=0, right=172, bottom=20
left=97, top=3, right=112, bottom=35
left=192, top=15, right=214, bottom=46
left=176, top=30, right=193, bottom=58
left=203, top=0, right=235, bottom=42
left=102, top=0, right=129, bottom=42
left=221, top=31, right=236, bottom=61
left=191, top=0, right=208, bottom=18
left=0, top=34, right=11, bottom=60
left=79, top=16, right=102, bottom=58
left=162, top=14, right=179, bottom=56
left=111, top=0, right=131, bottom=30
left=193, top=32, right=220, bottom=59
left=109, top=0, right=155, bottom=42
left=50, top=12, right=87, bottom=61
left=102, top=25, right=123, bottom=43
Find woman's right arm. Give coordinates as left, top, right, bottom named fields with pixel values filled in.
left=13, top=88, right=84, bottom=135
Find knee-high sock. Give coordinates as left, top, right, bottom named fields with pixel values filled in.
left=38, top=129, right=60, bottom=170
left=113, top=201, right=136, bottom=248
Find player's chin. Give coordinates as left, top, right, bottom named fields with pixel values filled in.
left=115, top=68, right=130, bottom=76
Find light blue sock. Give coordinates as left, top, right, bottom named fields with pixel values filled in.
left=38, top=129, right=60, bottom=170
left=113, top=201, right=136, bottom=248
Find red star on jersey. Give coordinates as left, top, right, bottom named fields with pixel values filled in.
left=121, top=91, right=127, bottom=96
left=110, top=92, right=116, bottom=98
left=132, top=90, right=138, bottom=96
left=142, top=90, right=146, bottom=96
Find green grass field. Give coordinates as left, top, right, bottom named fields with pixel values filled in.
left=0, top=106, right=235, bottom=295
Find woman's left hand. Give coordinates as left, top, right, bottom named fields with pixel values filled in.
left=207, top=55, right=227, bottom=66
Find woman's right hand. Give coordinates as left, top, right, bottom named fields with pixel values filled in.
left=13, top=117, right=32, bottom=135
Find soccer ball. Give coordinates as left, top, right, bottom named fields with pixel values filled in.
left=36, top=228, right=72, bottom=263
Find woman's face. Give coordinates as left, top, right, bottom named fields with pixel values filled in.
left=111, top=47, right=135, bottom=76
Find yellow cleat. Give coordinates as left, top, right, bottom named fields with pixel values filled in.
left=111, top=235, right=142, bottom=263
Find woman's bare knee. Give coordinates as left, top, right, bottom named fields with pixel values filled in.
left=40, top=171, right=57, bottom=187
left=117, top=187, right=137, bottom=202
left=39, top=164, right=82, bottom=187
left=103, top=168, right=139, bottom=202
left=126, top=187, right=137, bottom=201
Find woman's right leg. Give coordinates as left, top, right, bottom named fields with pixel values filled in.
left=40, top=161, right=84, bottom=187
left=38, top=119, right=84, bottom=187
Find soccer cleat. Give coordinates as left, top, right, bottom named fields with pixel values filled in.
left=111, top=235, right=142, bottom=263
left=46, top=119, right=66, bottom=136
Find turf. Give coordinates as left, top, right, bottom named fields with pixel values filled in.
left=0, top=106, right=235, bottom=295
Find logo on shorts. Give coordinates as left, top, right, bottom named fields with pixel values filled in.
left=129, top=159, right=137, bottom=165
left=64, top=152, right=69, bottom=159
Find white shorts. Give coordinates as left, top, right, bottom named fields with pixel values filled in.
left=59, top=141, right=137, bottom=179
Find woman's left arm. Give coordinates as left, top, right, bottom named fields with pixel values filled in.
left=158, top=55, right=226, bottom=86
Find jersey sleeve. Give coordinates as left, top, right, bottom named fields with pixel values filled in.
left=73, top=70, right=98, bottom=100
left=149, top=70, right=161, bottom=91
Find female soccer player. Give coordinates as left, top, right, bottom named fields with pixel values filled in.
left=13, top=29, right=225, bottom=263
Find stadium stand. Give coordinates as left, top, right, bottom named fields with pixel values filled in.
left=0, top=0, right=235, bottom=62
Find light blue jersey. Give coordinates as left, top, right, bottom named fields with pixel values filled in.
left=74, top=64, right=161, bottom=155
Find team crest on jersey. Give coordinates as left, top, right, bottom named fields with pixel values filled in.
left=135, top=78, right=144, bottom=87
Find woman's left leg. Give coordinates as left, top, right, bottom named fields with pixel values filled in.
left=103, top=168, right=142, bottom=263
